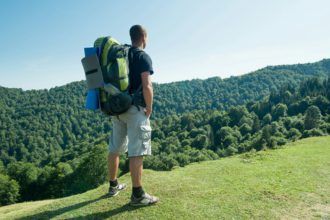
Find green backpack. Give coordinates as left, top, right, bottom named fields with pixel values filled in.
left=93, top=36, right=139, bottom=116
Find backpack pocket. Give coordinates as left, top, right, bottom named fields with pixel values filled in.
left=104, top=57, right=128, bottom=91
left=117, top=58, right=129, bottom=91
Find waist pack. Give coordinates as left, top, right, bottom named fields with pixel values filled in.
left=82, top=36, right=142, bottom=116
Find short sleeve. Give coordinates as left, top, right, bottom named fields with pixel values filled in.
left=139, top=53, right=154, bottom=75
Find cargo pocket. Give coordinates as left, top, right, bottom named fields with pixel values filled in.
left=140, top=125, right=152, bottom=148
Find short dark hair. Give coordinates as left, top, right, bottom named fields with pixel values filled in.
left=129, top=25, right=147, bottom=43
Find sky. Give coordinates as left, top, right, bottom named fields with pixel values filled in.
left=0, top=0, right=330, bottom=90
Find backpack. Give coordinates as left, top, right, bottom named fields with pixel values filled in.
left=93, top=36, right=141, bottom=116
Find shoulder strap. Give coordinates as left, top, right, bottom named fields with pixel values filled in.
left=99, top=37, right=110, bottom=58
left=127, top=47, right=143, bottom=93
left=127, top=47, right=144, bottom=109
left=128, top=47, right=143, bottom=63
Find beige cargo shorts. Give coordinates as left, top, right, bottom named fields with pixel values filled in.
left=108, top=105, right=152, bottom=157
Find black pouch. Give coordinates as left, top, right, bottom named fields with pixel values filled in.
left=101, top=92, right=132, bottom=116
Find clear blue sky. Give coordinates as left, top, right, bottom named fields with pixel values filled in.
left=1, top=0, right=330, bottom=90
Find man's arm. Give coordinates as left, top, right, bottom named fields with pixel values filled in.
left=141, top=71, right=153, bottom=118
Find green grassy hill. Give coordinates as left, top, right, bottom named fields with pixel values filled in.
left=1, top=136, right=329, bottom=220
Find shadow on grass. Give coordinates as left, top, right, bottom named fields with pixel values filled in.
left=66, top=203, right=149, bottom=220
left=16, top=193, right=146, bottom=220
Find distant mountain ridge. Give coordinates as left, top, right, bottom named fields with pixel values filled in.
left=0, top=58, right=329, bottom=165
left=152, top=58, right=330, bottom=116
left=0, top=59, right=329, bottom=164
left=1, top=58, right=330, bottom=109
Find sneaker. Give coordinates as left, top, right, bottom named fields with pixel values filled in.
left=108, top=183, right=127, bottom=197
left=130, top=193, right=159, bottom=206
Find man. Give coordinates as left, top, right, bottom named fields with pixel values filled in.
left=107, top=25, right=159, bottom=206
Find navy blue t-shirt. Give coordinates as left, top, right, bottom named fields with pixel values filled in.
left=128, top=47, right=154, bottom=94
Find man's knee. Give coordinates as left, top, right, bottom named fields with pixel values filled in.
left=129, top=155, right=143, bottom=166
left=129, top=155, right=143, bottom=160
left=108, top=152, right=120, bottom=159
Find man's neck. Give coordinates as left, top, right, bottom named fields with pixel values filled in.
left=132, top=43, right=143, bottom=49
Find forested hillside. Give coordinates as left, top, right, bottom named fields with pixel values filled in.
left=0, top=59, right=329, bottom=206
left=153, top=58, right=330, bottom=117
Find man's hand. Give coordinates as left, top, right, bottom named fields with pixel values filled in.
left=141, top=71, right=153, bottom=118
left=144, top=106, right=152, bottom=118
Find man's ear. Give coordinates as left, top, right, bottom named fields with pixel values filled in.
left=142, top=36, right=147, bottom=49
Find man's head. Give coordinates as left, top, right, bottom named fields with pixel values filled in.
left=130, top=25, right=147, bottom=49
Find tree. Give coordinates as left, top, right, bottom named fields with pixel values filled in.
left=303, top=128, right=324, bottom=137
left=215, top=126, right=232, bottom=146
left=239, top=123, right=252, bottom=136
left=191, top=134, right=209, bottom=149
left=304, top=105, right=322, bottom=130
left=180, top=113, right=195, bottom=130
left=262, top=113, right=272, bottom=125
left=223, top=135, right=237, bottom=148
left=0, top=161, right=5, bottom=174
left=251, top=113, right=261, bottom=133
left=175, top=153, right=190, bottom=167
left=287, top=128, right=301, bottom=141
left=68, top=145, right=108, bottom=194
left=0, top=174, right=20, bottom=205
left=272, top=103, right=288, bottom=120
left=261, top=125, right=274, bottom=148
left=159, top=153, right=179, bottom=170
left=224, top=145, right=238, bottom=156
left=228, top=106, right=249, bottom=126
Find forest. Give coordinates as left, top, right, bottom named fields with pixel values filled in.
left=0, top=59, right=329, bottom=205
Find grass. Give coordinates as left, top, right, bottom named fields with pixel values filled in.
left=0, top=136, right=329, bottom=219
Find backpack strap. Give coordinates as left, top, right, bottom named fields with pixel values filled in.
left=128, top=46, right=140, bottom=93
left=98, top=37, right=110, bottom=64
left=128, top=47, right=144, bottom=111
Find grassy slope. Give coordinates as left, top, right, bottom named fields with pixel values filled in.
left=0, top=136, right=329, bottom=220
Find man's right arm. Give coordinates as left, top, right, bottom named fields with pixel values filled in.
left=141, top=71, right=153, bottom=118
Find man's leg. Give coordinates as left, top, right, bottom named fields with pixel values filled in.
left=107, top=151, right=127, bottom=196
left=129, top=155, right=159, bottom=205
left=129, top=156, right=143, bottom=187
left=127, top=107, right=158, bottom=205
left=108, top=152, right=120, bottom=182
left=107, top=116, right=128, bottom=196
left=129, top=155, right=147, bottom=200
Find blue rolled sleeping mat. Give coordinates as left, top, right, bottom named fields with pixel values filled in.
left=81, top=48, right=104, bottom=110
